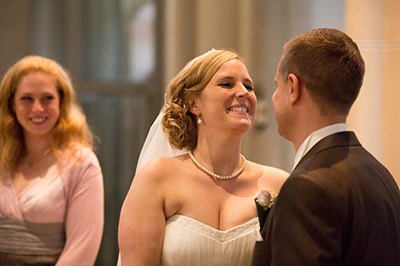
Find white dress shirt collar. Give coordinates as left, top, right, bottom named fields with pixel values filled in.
left=293, top=123, right=348, bottom=170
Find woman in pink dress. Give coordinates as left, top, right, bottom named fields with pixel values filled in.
left=0, top=55, right=104, bottom=265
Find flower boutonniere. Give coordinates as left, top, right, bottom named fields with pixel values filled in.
left=254, top=190, right=278, bottom=230
left=255, top=190, right=277, bottom=210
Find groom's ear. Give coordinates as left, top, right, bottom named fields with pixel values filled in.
left=288, top=73, right=301, bottom=104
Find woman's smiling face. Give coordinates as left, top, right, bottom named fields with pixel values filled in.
left=191, top=59, right=257, bottom=134
left=13, top=72, right=60, bottom=139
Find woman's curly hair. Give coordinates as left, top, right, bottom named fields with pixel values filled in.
left=161, top=49, right=242, bottom=151
left=0, top=55, right=93, bottom=171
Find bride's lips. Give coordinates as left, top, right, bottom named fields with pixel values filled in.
left=229, top=106, right=248, bottom=113
left=228, top=104, right=252, bottom=116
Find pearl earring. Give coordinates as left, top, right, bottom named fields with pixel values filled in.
left=197, top=117, right=202, bottom=124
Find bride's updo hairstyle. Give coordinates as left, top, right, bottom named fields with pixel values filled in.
left=162, top=49, right=242, bottom=151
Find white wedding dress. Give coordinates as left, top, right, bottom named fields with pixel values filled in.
left=117, top=113, right=262, bottom=265
left=161, top=215, right=261, bottom=266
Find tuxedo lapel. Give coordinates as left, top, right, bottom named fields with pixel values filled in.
left=259, top=132, right=361, bottom=240
left=293, top=131, right=361, bottom=172
left=255, top=131, right=365, bottom=266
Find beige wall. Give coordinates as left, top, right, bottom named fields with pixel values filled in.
left=382, top=1, right=400, bottom=186
left=346, top=0, right=400, bottom=185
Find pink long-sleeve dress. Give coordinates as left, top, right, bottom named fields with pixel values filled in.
left=0, top=147, right=104, bottom=266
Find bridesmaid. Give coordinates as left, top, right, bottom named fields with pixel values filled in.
left=0, top=55, right=104, bottom=265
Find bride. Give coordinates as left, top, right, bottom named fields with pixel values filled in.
left=118, top=49, right=288, bottom=265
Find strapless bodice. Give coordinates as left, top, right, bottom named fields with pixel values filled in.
left=161, top=215, right=262, bottom=266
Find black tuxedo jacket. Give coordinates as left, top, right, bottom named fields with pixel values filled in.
left=253, top=131, right=400, bottom=266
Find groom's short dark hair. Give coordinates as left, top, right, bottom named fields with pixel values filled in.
left=279, top=28, right=365, bottom=116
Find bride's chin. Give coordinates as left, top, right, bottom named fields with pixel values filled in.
left=235, top=123, right=252, bottom=133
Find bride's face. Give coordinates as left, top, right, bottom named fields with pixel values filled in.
left=191, top=59, right=257, bottom=134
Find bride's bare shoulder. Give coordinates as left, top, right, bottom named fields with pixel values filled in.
left=247, top=160, right=288, bottom=177
left=133, top=154, right=188, bottom=182
left=247, top=161, right=289, bottom=192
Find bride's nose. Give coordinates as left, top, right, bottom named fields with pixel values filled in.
left=236, top=83, right=250, bottom=98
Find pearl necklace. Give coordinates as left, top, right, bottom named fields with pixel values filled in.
left=188, top=150, right=246, bottom=181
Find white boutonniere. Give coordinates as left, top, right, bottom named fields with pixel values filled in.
left=255, top=190, right=277, bottom=210
left=255, top=190, right=278, bottom=230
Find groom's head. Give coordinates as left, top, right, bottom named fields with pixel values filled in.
left=278, top=28, right=365, bottom=116
left=272, top=28, right=365, bottom=143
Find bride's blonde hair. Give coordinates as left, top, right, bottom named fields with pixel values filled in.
left=162, top=49, right=242, bottom=151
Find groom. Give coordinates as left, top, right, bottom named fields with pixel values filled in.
left=252, top=28, right=400, bottom=265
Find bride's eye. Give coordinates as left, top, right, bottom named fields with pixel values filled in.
left=219, top=82, right=233, bottom=88
left=245, top=85, right=254, bottom=91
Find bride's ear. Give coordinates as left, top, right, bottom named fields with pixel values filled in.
left=188, top=98, right=200, bottom=115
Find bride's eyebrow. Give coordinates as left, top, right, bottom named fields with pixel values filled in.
left=244, top=78, right=254, bottom=86
left=214, top=74, right=236, bottom=82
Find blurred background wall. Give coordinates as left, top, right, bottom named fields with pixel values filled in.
left=0, top=0, right=398, bottom=264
